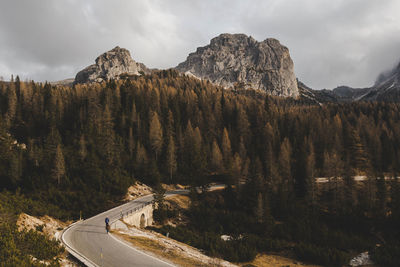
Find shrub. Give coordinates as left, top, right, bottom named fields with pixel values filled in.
left=295, top=243, right=350, bottom=266
left=371, top=244, right=400, bottom=267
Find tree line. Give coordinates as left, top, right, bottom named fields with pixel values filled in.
left=0, top=70, right=400, bottom=265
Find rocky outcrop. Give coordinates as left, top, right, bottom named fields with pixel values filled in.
left=361, top=62, right=400, bottom=101
left=176, top=33, right=299, bottom=97
left=74, top=46, right=150, bottom=84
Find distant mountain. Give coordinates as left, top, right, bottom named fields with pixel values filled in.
left=298, top=81, right=338, bottom=105
left=361, top=62, right=400, bottom=101
left=176, top=33, right=299, bottom=98
left=74, top=46, right=150, bottom=84
left=50, top=78, right=75, bottom=86
left=299, top=61, right=400, bottom=103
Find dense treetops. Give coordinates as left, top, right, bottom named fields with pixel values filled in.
left=1, top=70, right=400, bottom=265
left=1, top=70, right=400, bottom=216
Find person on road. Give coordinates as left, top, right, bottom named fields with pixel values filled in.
left=105, top=217, right=110, bottom=234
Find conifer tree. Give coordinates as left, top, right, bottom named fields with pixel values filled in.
left=149, top=111, right=163, bottom=159
left=52, top=144, right=65, bottom=185
left=165, top=135, right=177, bottom=183
left=221, top=127, right=232, bottom=167
left=210, top=139, right=224, bottom=173
left=79, top=135, right=87, bottom=161
left=128, top=127, right=135, bottom=158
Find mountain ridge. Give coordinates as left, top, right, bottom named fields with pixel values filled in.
left=176, top=33, right=299, bottom=98
left=74, top=46, right=150, bottom=84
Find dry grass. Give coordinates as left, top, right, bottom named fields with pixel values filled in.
left=240, top=254, right=320, bottom=267
left=166, top=194, right=191, bottom=210
left=115, top=232, right=216, bottom=267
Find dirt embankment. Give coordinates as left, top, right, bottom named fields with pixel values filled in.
left=17, top=213, right=67, bottom=239
left=16, top=213, right=79, bottom=266
left=124, top=181, right=154, bottom=201
left=114, top=224, right=237, bottom=267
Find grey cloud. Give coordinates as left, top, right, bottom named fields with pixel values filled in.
left=0, top=0, right=399, bottom=89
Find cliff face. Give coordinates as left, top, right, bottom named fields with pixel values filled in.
left=74, top=46, right=150, bottom=84
left=176, top=33, right=299, bottom=97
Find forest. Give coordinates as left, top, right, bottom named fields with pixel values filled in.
left=0, top=70, right=400, bottom=266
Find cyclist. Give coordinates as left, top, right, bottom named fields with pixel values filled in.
left=105, top=217, right=110, bottom=234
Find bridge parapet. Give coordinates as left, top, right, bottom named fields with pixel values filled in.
left=113, top=201, right=154, bottom=228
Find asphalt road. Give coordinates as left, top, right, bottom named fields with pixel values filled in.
left=62, top=192, right=185, bottom=267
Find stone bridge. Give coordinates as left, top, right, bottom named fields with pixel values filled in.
left=120, top=201, right=154, bottom=228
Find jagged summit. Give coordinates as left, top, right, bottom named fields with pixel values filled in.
left=176, top=33, right=299, bottom=97
left=74, top=46, right=150, bottom=84
left=298, top=59, right=400, bottom=103
left=363, top=61, right=400, bottom=101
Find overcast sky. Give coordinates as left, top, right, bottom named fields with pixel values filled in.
left=1, top=0, right=399, bottom=89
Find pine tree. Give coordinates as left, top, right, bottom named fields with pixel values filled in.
left=128, top=127, right=135, bottom=158
left=79, top=135, right=87, bottom=161
left=221, top=127, right=232, bottom=168
left=101, top=104, right=116, bottom=164
left=305, top=140, right=317, bottom=209
left=278, top=138, right=292, bottom=193
left=256, top=192, right=264, bottom=223
left=349, top=130, right=369, bottom=172
left=210, top=140, right=223, bottom=173
left=376, top=172, right=387, bottom=218
left=324, top=150, right=344, bottom=213
left=231, top=152, right=242, bottom=186
left=165, top=135, right=177, bottom=183
left=5, top=83, right=17, bottom=126
left=52, top=144, right=65, bottom=185
left=149, top=111, right=163, bottom=159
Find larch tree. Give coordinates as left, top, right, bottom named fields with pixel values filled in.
left=52, top=144, right=65, bottom=185
left=5, top=83, right=17, bottom=127
left=128, top=127, right=135, bottom=158
left=221, top=128, right=232, bottom=167
left=305, top=139, right=317, bottom=209
left=278, top=138, right=292, bottom=192
left=79, top=134, right=87, bottom=161
left=210, top=139, right=224, bottom=173
left=323, top=150, right=344, bottom=213
left=165, top=135, right=177, bottom=183
left=149, top=111, right=163, bottom=160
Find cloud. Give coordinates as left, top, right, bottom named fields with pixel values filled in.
left=0, top=0, right=399, bottom=89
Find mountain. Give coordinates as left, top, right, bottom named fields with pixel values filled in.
left=176, top=33, right=299, bottom=98
left=298, top=81, right=338, bottom=105
left=302, top=61, right=400, bottom=103
left=361, top=62, right=400, bottom=101
left=74, top=46, right=150, bottom=84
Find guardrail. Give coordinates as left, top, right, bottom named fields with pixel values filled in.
left=111, top=201, right=153, bottom=225
left=61, top=199, right=154, bottom=267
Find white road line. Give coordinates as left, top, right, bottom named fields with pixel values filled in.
left=109, top=232, right=176, bottom=267
left=62, top=222, right=99, bottom=267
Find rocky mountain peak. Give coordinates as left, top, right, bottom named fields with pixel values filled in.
left=74, top=46, right=149, bottom=84
left=176, top=33, right=299, bottom=97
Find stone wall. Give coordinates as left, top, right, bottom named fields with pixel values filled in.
left=122, top=204, right=154, bottom=228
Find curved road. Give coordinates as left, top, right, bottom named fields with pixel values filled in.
left=62, top=191, right=187, bottom=267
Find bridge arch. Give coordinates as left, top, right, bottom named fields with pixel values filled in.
left=140, top=213, right=146, bottom=228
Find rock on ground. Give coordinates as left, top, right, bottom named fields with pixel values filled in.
left=124, top=181, right=154, bottom=201
left=349, top=251, right=374, bottom=266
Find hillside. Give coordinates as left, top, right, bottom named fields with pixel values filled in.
left=1, top=71, right=400, bottom=265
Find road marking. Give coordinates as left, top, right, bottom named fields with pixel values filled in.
left=109, top=232, right=176, bottom=267
left=62, top=188, right=221, bottom=267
